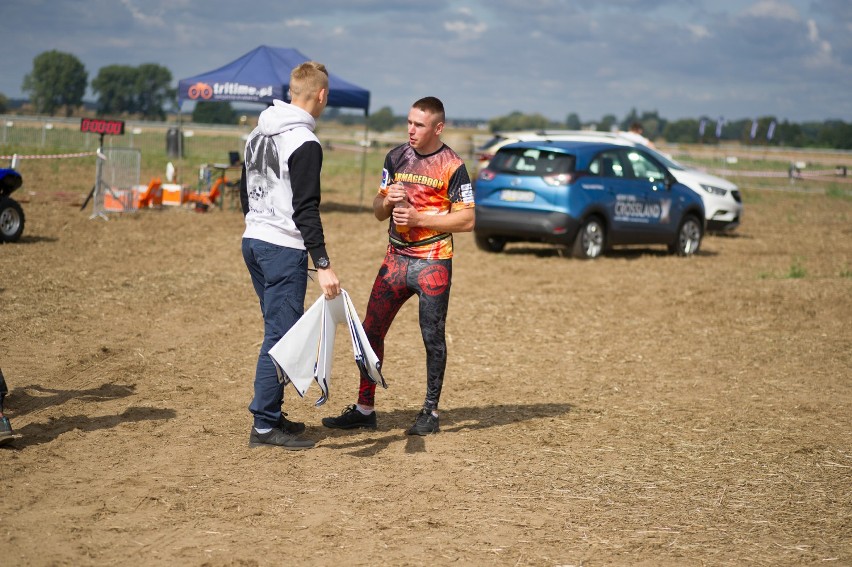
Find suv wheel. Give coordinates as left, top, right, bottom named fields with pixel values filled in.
left=572, top=217, right=605, bottom=259
left=669, top=214, right=702, bottom=256
left=0, top=197, right=25, bottom=243
left=474, top=233, right=506, bottom=253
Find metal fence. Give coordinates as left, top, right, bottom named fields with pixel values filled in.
left=90, top=148, right=142, bottom=218
left=0, top=114, right=249, bottom=164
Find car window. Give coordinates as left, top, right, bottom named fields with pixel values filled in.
left=490, top=148, right=575, bottom=176
left=589, top=151, right=627, bottom=178
left=477, top=135, right=510, bottom=151
left=625, top=150, right=666, bottom=182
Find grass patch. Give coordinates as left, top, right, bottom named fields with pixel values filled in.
left=826, top=185, right=852, bottom=200
left=786, top=257, right=807, bottom=279
left=759, top=257, right=809, bottom=280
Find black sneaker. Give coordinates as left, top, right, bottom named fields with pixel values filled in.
left=0, top=417, right=15, bottom=447
left=279, top=413, right=305, bottom=435
left=407, top=409, right=439, bottom=435
left=322, top=405, right=377, bottom=430
left=248, top=427, right=315, bottom=450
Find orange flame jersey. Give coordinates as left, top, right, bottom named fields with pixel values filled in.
left=379, top=143, right=475, bottom=259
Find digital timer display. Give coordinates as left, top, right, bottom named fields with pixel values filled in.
left=80, top=118, right=125, bottom=136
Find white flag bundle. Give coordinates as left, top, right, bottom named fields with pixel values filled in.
left=268, top=289, right=386, bottom=406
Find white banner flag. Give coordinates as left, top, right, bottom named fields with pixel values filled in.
left=268, top=290, right=386, bottom=406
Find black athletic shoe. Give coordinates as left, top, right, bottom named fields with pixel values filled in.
left=322, top=405, right=377, bottom=430
left=248, top=427, right=315, bottom=450
left=279, top=413, right=305, bottom=435
left=0, top=417, right=15, bottom=447
left=407, top=408, right=439, bottom=436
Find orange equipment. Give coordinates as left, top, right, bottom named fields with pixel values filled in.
left=136, top=178, right=163, bottom=208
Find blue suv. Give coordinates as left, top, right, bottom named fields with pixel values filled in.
left=473, top=140, right=705, bottom=259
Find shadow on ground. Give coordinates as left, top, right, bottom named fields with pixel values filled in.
left=316, top=402, right=572, bottom=456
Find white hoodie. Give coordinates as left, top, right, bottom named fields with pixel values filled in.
left=242, top=100, right=322, bottom=252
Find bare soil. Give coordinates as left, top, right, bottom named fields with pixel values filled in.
left=1, top=180, right=850, bottom=566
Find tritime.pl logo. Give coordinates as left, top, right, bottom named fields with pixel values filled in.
left=187, top=82, right=274, bottom=100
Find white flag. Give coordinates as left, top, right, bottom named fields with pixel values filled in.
left=268, top=290, right=386, bottom=406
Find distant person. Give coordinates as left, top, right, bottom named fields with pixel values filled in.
left=322, top=96, right=475, bottom=436
left=239, top=61, right=341, bottom=450
left=620, top=121, right=656, bottom=149
left=0, top=368, right=15, bottom=447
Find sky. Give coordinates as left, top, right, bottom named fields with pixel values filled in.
left=2, top=0, right=851, bottom=124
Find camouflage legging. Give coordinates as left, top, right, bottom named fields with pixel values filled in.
left=357, top=252, right=452, bottom=412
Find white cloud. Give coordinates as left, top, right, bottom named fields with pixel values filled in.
left=744, top=0, right=800, bottom=21
left=444, top=20, right=487, bottom=37
left=806, top=18, right=833, bottom=65
left=687, top=24, right=711, bottom=39
left=119, top=0, right=166, bottom=27
left=285, top=19, right=311, bottom=28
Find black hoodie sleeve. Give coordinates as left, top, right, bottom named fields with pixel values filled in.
left=289, top=140, right=329, bottom=265
left=239, top=163, right=248, bottom=216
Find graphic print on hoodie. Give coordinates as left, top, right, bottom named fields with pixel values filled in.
left=245, top=135, right=280, bottom=216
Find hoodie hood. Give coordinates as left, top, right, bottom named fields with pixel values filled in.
left=257, top=99, right=315, bottom=137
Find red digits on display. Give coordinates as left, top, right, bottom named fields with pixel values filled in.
left=80, top=118, right=125, bottom=136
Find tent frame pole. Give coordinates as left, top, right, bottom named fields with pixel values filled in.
left=359, top=113, right=369, bottom=210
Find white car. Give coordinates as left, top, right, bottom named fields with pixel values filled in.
left=475, top=130, right=611, bottom=175
left=651, top=153, right=742, bottom=232
left=476, top=130, right=742, bottom=232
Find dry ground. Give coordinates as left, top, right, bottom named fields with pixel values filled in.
left=1, top=171, right=850, bottom=566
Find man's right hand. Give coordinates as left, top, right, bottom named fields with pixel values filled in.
left=384, top=183, right=407, bottom=208
left=317, top=267, right=341, bottom=299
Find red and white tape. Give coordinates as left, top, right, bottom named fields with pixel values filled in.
left=0, top=152, right=94, bottom=160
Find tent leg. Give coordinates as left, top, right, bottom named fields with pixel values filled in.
left=359, top=118, right=368, bottom=210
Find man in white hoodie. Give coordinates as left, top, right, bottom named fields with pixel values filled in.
left=240, top=61, right=341, bottom=450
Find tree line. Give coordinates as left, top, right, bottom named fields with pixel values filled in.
left=3, top=50, right=850, bottom=150
left=13, top=50, right=174, bottom=120
left=489, top=109, right=852, bottom=150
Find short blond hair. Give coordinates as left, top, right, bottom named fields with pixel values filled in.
left=289, top=61, right=329, bottom=100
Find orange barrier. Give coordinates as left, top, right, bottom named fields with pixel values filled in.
left=136, top=178, right=163, bottom=208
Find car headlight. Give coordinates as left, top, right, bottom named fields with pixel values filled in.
left=700, top=184, right=727, bottom=196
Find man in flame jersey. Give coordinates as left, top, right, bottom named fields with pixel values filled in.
left=323, top=96, right=474, bottom=435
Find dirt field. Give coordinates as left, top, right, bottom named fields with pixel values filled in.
left=1, top=173, right=850, bottom=566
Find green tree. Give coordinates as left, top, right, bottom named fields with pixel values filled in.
left=367, top=106, right=396, bottom=132
left=598, top=114, right=617, bottom=132
left=91, top=65, right=138, bottom=116
left=488, top=111, right=549, bottom=132
left=620, top=108, right=639, bottom=131
left=92, top=63, right=174, bottom=120
left=774, top=120, right=804, bottom=147
left=192, top=101, right=236, bottom=125
left=565, top=112, right=581, bottom=130
left=662, top=119, right=701, bottom=143
left=0, top=93, right=8, bottom=114
left=817, top=120, right=852, bottom=149
left=134, top=63, right=174, bottom=120
left=22, top=50, right=88, bottom=116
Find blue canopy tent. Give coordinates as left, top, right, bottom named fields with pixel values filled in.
left=177, top=45, right=370, bottom=112
left=177, top=45, right=371, bottom=203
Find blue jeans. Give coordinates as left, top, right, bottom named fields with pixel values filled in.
left=242, top=238, right=308, bottom=430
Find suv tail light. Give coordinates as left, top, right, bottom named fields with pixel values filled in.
left=478, top=168, right=496, bottom=182
left=477, top=153, right=495, bottom=163
left=542, top=172, right=575, bottom=186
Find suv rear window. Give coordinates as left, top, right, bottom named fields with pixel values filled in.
left=489, top=148, right=575, bottom=177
